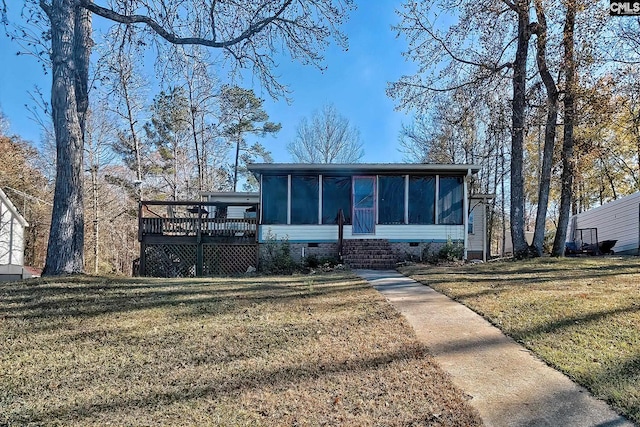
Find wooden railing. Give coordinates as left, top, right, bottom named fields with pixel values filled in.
left=138, top=200, right=259, bottom=242
left=141, top=217, right=257, bottom=237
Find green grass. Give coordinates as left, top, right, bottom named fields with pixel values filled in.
left=400, top=257, right=640, bottom=424
left=0, top=272, right=481, bottom=426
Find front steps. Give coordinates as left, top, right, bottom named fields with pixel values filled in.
left=342, top=239, right=397, bottom=270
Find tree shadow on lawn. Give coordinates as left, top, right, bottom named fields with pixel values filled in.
left=405, top=261, right=640, bottom=292
left=589, top=353, right=640, bottom=424
left=24, top=344, right=463, bottom=426
left=507, top=305, right=640, bottom=340
left=0, top=274, right=367, bottom=322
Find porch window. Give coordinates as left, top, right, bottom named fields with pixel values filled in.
left=439, top=176, right=464, bottom=225
left=378, top=175, right=405, bottom=224
left=291, top=175, right=319, bottom=224
left=322, top=176, right=352, bottom=224
left=262, top=175, right=288, bottom=224
left=408, top=176, right=436, bottom=224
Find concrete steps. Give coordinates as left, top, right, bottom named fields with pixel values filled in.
left=343, top=239, right=396, bottom=270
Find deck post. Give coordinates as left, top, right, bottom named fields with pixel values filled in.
left=338, top=208, right=344, bottom=261
left=196, top=205, right=203, bottom=276
left=139, top=242, right=146, bottom=276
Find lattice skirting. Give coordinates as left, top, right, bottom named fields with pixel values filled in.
left=142, top=244, right=257, bottom=277
left=203, top=244, right=257, bottom=275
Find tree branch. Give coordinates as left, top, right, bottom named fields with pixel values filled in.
left=79, top=0, right=294, bottom=48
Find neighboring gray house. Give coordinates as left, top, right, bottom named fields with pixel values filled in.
left=0, top=188, right=31, bottom=281
left=568, top=192, right=640, bottom=255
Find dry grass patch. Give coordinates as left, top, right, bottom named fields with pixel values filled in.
left=400, top=257, right=640, bottom=424
left=0, top=272, right=481, bottom=426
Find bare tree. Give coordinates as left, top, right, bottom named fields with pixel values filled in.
left=388, top=0, right=533, bottom=259
left=97, top=21, right=148, bottom=200
left=83, top=103, right=116, bottom=274
left=551, top=0, right=577, bottom=256
left=527, top=0, right=559, bottom=257
left=287, top=103, right=364, bottom=163
left=4, top=0, right=353, bottom=275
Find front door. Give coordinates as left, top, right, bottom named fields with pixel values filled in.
left=353, top=176, right=375, bottom=234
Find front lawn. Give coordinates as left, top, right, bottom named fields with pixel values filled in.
left=400, top=257, right=640, bottom=424
left=0, top=272, right=481, bottom=426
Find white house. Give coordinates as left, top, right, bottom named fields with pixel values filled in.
left=0, top=188, right=31, bottom=281
left=567, top=192, right=640, bottom=255
left=248, top=163, right=485, bottom=268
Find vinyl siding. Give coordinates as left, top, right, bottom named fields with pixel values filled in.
left=568, top=192, right=640, bottom=254
left=259, top=224, right=464, bottom=243
left=0, top=199, right=26, bottom=266
left=467, top=202, right=485, bottom=252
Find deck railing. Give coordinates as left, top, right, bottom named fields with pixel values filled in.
left=138, top=200, right=258, bottom=241
left=141, top=217, right=257, bottom=237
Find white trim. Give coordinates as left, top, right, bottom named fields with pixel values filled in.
left=0, top=188, right=28, bottom=227
left=259, top=175, right=263, bottom=224
left=287, top=174, right=291, bottom=225
left=404, top=175, right=409, bottom=225
left=9, top=215, right=14, bottom=265
left=375, top=175, right=379, bottom=224
left=318, top=175, right=323, bottom=225
left=435, top=175, right=440, bottom=224
left=463, top=175, right=469, bottom=260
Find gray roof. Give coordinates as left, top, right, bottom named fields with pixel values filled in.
left=247, top=163, right=481, bottom=176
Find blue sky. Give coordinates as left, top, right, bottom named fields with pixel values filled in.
left=0, top=0, right=415, bottom=163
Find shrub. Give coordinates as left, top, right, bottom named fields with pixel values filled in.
left=260, top=230, right=298, bottom=274
left=438, top=238, right=464, bottom=262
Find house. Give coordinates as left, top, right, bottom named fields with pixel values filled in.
left=567, top=192, right=640, bottom=255
left=247, top=163, right=483, bottom=268
left=0, top=188, right=31, bottom=281
left=136, top=163, right=491, bottom=276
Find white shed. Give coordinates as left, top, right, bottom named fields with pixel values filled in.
left=0, top=188, right=31, bottom=280
left=568, top=192, right=640, bottom=255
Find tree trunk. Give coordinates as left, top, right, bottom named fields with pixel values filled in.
left=42, top=0, right=89, bottom=275
left=510, top=0, right=531, bottom=259
left=233, top=136, right=241, bottom=191
left=190, top=106, right=203, bottom=193
left=530, top=1, right=559, bottom=256
left=551, top=1, right=577, bottom=257
left=91, top=165, right=99, bottom=274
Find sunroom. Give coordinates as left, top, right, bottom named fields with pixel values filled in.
left=248, top=163, right=481, bottom=265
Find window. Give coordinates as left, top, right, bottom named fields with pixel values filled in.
left=291, top=175, right=319, bottom=224
left=378, top=175, right=405, bottom=224
left=468, top=210, right=474, bottom=234
left=322, top=176, right=352, bottom=224
left=408, top=176, right=435, bottom=224
left=262, top=175, right=288, bottom=224
left=439, top=176, right=463, bottom=225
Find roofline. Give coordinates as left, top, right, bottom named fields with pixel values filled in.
left=0, top=188, right=29, bottom=227
left=247, top=163, right=481, bottom=176
left=470, top=194, right=496, bottom=200
left=199, top=191, right=259, bottom=197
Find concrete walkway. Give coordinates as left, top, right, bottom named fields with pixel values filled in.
left=357, top=270, right=634, bottom=427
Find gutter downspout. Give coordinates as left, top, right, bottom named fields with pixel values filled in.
left=463, top=168, right=471, bottom=261
left=483, top=196, right=488, bottom=262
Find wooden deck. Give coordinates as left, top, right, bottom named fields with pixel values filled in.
left=137, top=200, right=259, bottom=277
